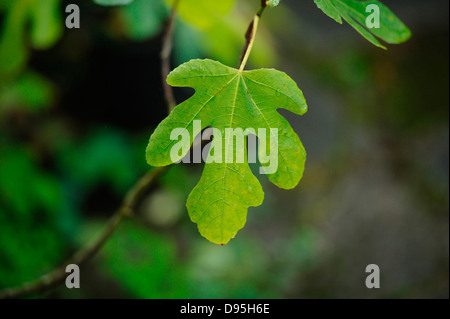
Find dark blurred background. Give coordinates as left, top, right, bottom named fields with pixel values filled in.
left=0, top=0, right=448, bottom=298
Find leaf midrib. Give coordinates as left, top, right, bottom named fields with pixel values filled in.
left=220, top=74, right=241, bottom=242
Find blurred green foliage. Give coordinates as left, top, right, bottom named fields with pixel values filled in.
left=57, top=129, right=147, bottom=194
left=0, top=0, right=277, bottom=85
left=94, top=0, right=134, bottom=6
left=0, top=0, right=447, bottom=299
left=0, top=0, right=282, bottom=296
left=0, top=0, right=62, bottom=82
left=101, top=0, right=277, bottom=66
left=0, top=71, right=54, bottom=114
left=0, top=147, right=67, bottom=288
left=100, top=220, right=189, bottom=298
left=120, top=0, right=168, bottom=41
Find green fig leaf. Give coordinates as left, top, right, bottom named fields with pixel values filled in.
left=146, top=59, right=307, bottom=244
left=314, top=0, right=411, bottom=49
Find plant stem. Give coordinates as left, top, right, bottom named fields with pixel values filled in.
left=0, top=167, right=168, bottom=299
left=239, top=0, right=267, bottom=71
left=161, top=0, right=181, bottom=112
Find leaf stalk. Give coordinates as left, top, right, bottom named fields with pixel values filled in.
left=239, top=0, right=268, bottom=72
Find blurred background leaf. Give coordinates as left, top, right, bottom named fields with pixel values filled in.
left=314, top=0, right=411, bottom=48
left=94, top=0, right=134, bottom=6
left=0, top=71, right=55, bottom=114
left=165, top=0, right=234, bottom=29
left=0, top=0, right=63, bottom=82
left=30, top=0, right=63, bottom=49
left=119, top=0, right=167, bottom=41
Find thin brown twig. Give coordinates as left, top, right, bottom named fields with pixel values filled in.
left=161, top=0, right=181, bottom=113
left=0, top=167, right=168, bottom=299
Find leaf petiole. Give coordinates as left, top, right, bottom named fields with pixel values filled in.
left=239, top=0, right=268, bottom=72
left=239, top=14, right=260, bottom=72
